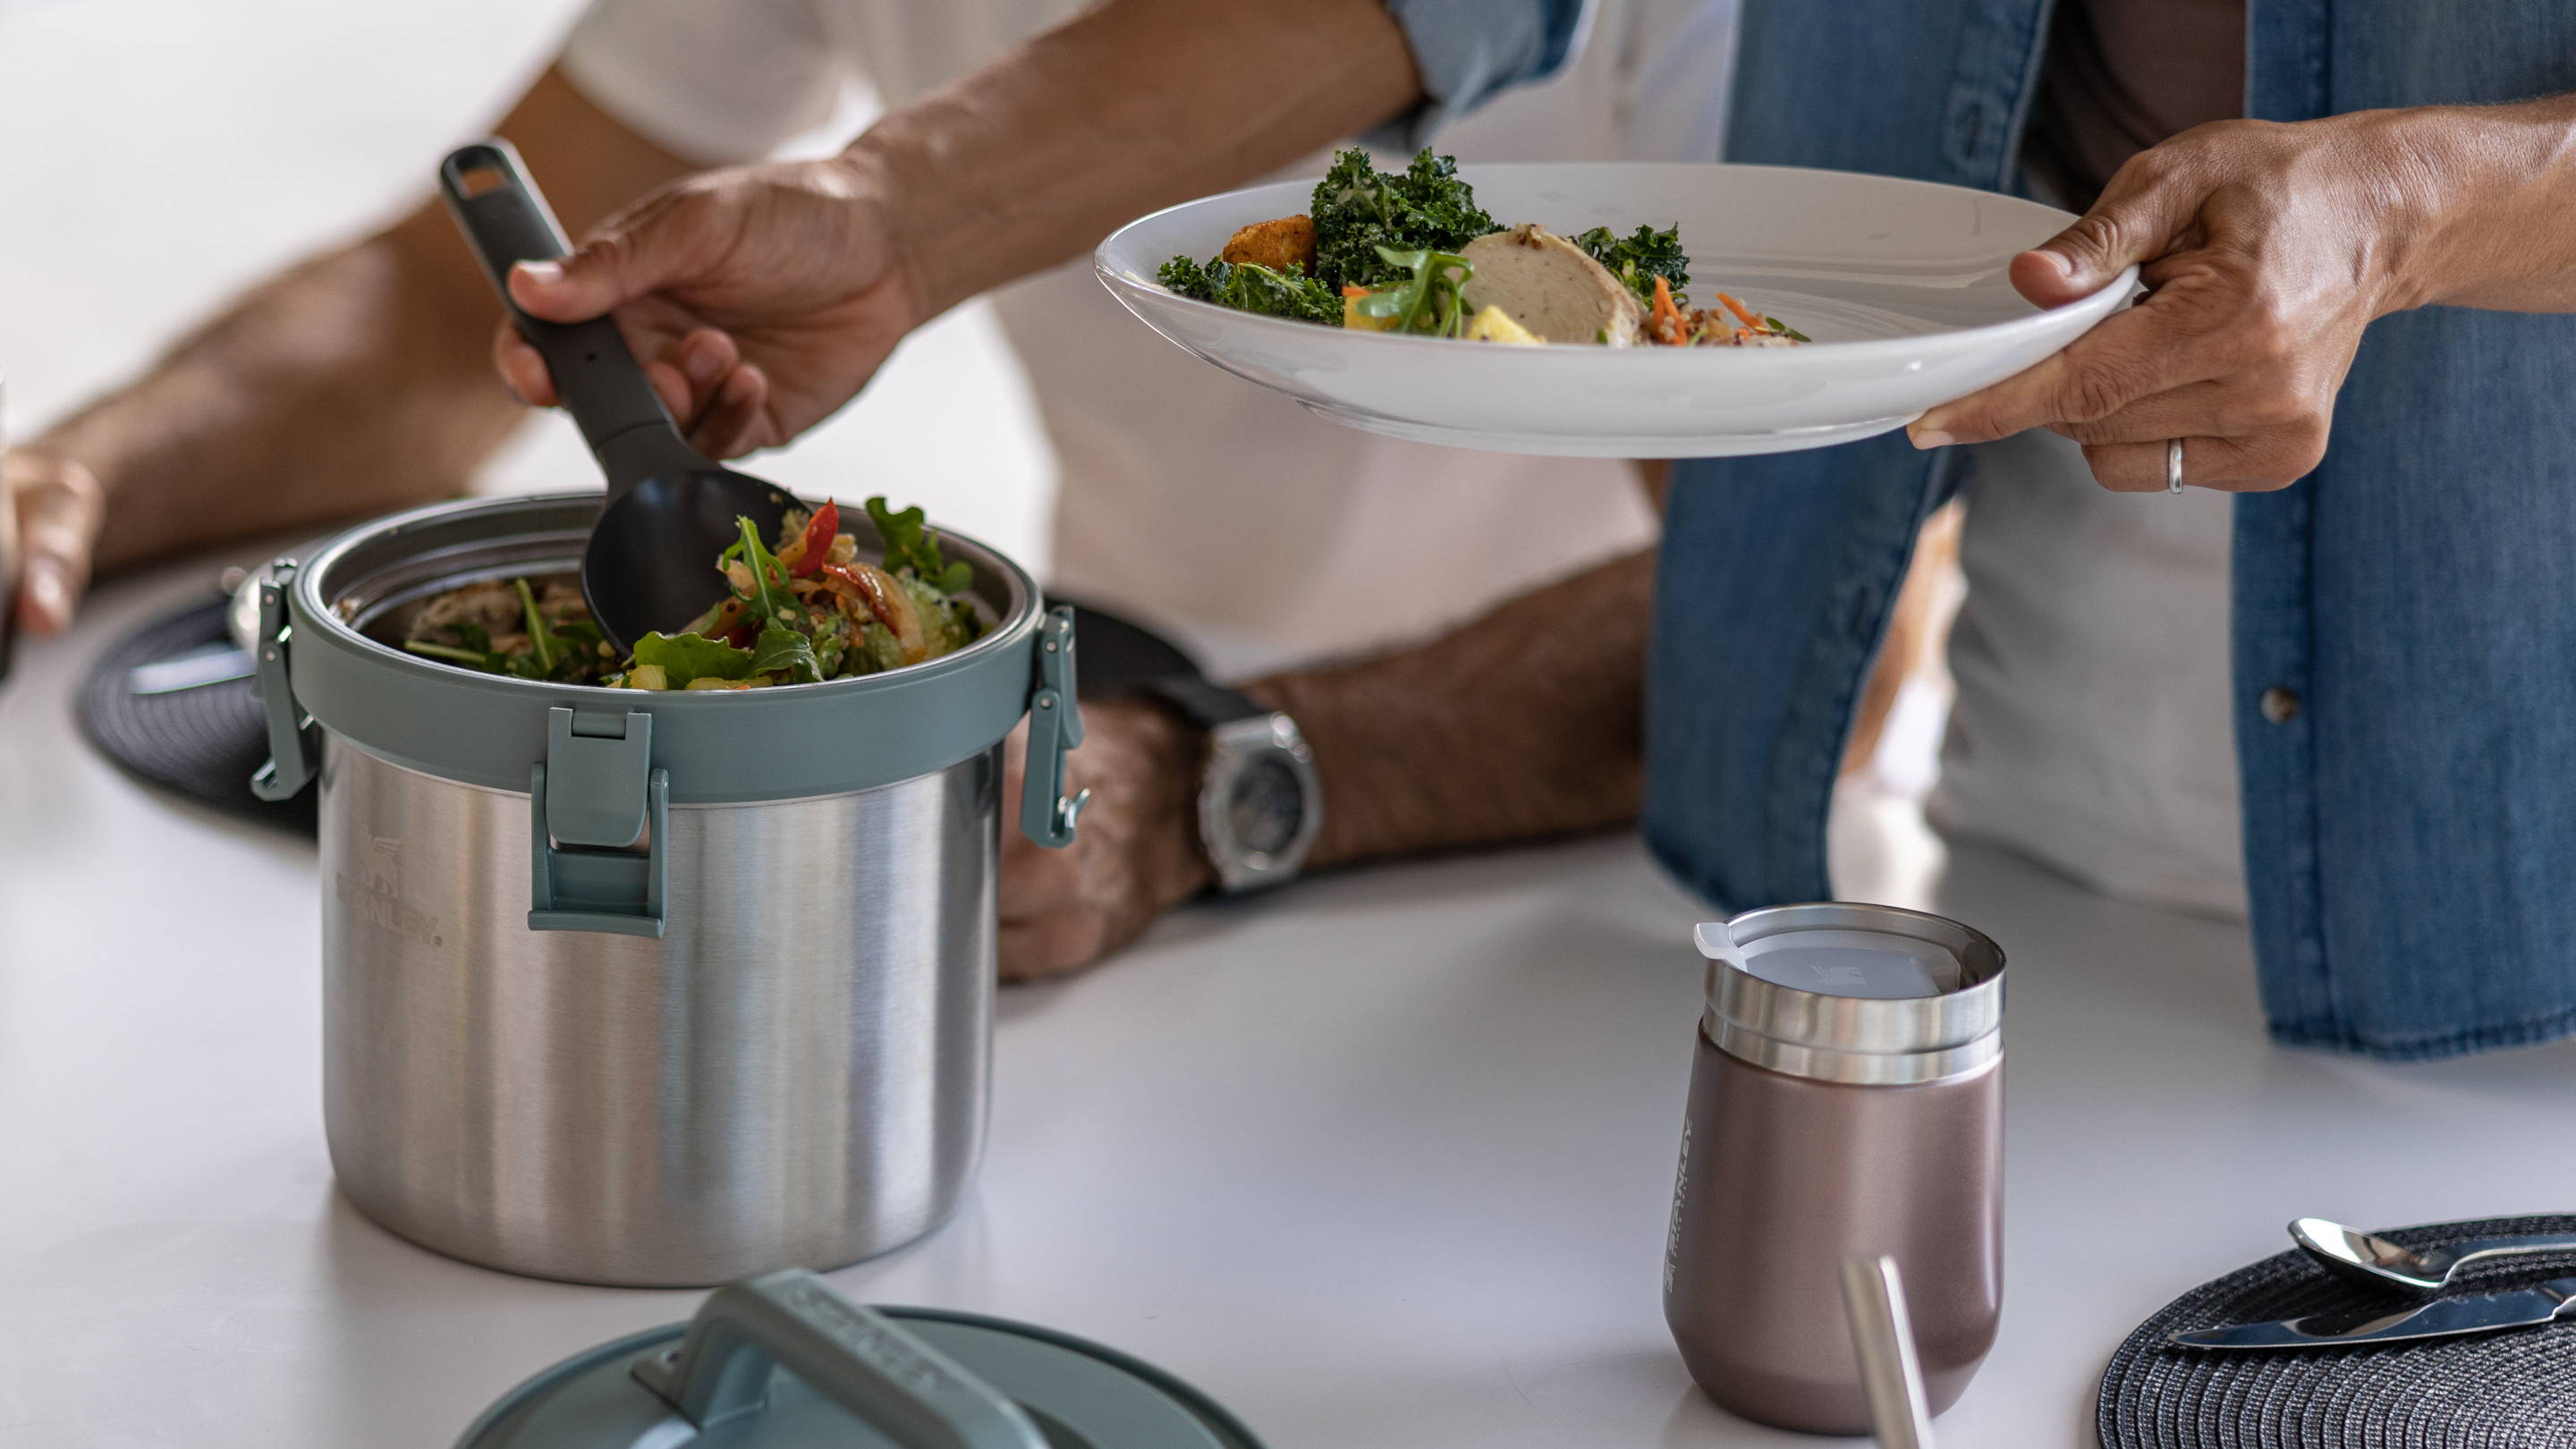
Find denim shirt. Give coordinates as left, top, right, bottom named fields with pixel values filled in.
left=1386, top=0, right=2576, bottom=1060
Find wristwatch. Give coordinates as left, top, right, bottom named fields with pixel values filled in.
left=1140, top=675, right=1322, bottom=894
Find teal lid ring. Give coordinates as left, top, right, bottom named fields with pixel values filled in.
left=249, top=493, right=1084, bottom=936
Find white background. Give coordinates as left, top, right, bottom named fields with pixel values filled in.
left=0, top=0, right=1060, bottom=569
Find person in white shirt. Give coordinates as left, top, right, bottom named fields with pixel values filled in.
left=5, top=0, right=1797, bottom=979
left=6, top=0, right=2233, bottom=990
left=499, top=0, right=2256, bottom=932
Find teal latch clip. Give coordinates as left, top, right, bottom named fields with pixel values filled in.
left=1019, top=606, right=1088, bottom=849
left=249, top=559, right=320, bottom=802
left=530, top=706, right=668, bottom=936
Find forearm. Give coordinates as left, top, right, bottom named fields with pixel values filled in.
left=1243, top=547, right=1655, bottom=870
left=2377, top=94, right=2576, bottom=313
left=852, top=0, right=1423, bottom=319
left=24, top=66, right=696, bottom=578
left=31, top=213, right=521, bottom=574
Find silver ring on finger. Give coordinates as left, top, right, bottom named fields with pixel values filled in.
left=2166, top=437, right=2185, bottom=494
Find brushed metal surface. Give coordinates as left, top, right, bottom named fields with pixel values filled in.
left=1706, top=902, right=2004, bottom=1085
left=1664, top=1034, right=2002, bottom=1434
left=320, top=737, right=998, bottom=1286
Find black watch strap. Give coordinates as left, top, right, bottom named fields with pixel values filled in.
left=1139, top=674, right=1268, bottom=731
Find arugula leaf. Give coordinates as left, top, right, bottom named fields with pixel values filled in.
left=865, top=497, right=973, bottom=593
left=406, top=596, right=598, bottom=681
left=1573, top=224, right=1690, bottom=308
left=515, top=578, right=556, bottom=674
left=1351, top=244, right=1474, bottom=337
left=404, top=640, right=498, bottom=669
left=631, top=631, right=757, bottom=687
left=729, top=516, right=792, bottom=621
left=750, top=623, right=823, bottom=684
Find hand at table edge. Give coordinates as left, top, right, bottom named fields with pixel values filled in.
left=4, top=449, right=104, bottom=635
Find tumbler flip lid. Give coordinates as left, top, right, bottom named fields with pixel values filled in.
left=1697, top=902, right=2004, bottom=1086
left=1699, top=920, right=1961, bottom=999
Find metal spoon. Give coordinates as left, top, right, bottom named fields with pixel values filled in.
left=1841, top=1254, right=1937, bottom=1449
left=437, top=140, right=792, bottom=656
left=2292, top=1216, right=2576, bottom=1296
left=118, top=565, right=274, bottom=696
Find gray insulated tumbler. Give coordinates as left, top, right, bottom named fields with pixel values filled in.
left=1663, top=902, right=2004, bottom=1434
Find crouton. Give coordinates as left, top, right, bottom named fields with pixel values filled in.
left=1221, top=215, right=1318, bottom=275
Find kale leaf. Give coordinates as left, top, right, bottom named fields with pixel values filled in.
left=1573, top=224, right=1690, bottom=308
left=1157, top=255, right=1223, bottom=303
left=1309, top=148, right=1496, bottom=292
left=1157, top=148, right=1494, bottom=320
left=1157, top=255, right=1341, bottom=326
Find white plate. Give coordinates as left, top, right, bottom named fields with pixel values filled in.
left=1095, top=162, right=2133, bottom=458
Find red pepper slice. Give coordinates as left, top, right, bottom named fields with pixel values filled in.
left=818, top=561, right=900, bottom=633
left=791, top=500, right=840, bottom=577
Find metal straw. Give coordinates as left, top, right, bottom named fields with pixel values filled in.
left=1841, top=1253, right=1938, bottom=1449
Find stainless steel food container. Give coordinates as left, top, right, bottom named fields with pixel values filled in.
left=248, top=492, right=1086, bottom=1286
left=1663, top=902, right=2004, bottom=1434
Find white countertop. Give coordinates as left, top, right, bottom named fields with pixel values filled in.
left=9, top=558, right=2576, bottom=1449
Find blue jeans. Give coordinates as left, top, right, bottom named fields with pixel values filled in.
left=1386, top=0, right=2576, bottom=1059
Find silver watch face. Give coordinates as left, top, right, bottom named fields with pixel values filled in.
left=1200, top=716, right=1319, bottom=891
left=1225, top=754, right=1307, bottom=856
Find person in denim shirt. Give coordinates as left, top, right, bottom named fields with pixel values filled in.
left=478, top=0, right=2576, bottom=1059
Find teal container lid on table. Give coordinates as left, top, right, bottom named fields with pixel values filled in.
left=456, top=1271, right=1264, bottom=1449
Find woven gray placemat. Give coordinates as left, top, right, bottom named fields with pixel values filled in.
left=2099, top=1215, right=2576, bottom=1448
left=76, top=597, right=317, bottom=834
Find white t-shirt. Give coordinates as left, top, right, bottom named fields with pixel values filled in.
left=560, top=0, right=2248, bottom=916
left=1933, top=428, right=2245, bottom=919
left=560, top=0, right=1699, bottom=676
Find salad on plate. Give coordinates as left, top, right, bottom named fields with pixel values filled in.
left=1157, top=148, right=1809, bottom=348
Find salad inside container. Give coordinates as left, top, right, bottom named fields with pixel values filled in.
left=392, top=496, right=983, bottom=691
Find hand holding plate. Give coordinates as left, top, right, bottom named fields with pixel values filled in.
left=1908, top=114, right=2439, bottom=492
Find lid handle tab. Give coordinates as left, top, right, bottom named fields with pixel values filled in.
left=631, top=1270, right=1048, bottom=1449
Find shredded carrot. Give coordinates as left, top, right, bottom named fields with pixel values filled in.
left=1342, top=284, right=1372, bottom=298
left=1648, top=275, right=1688, bottom=344
left=1733, top=326, right=1754, bottom=343
left=1714, top=291, right=1765, bottom=329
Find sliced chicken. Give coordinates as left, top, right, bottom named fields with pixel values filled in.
left=1459, top=225, right=1643, bottom=346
